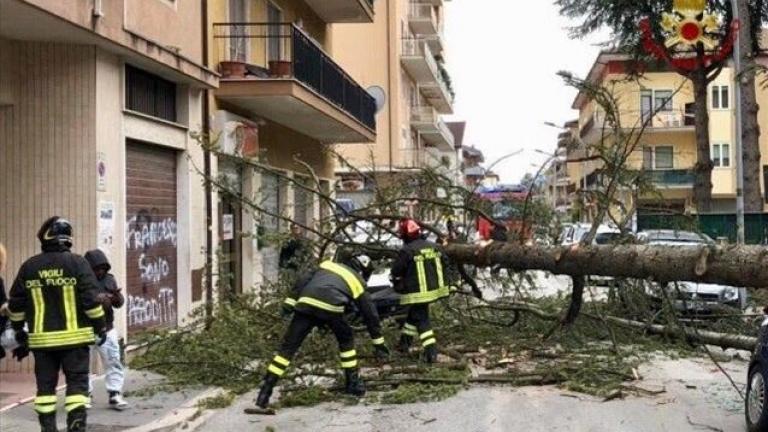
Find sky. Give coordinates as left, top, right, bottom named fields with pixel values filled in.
left=443, top=0, right=606, bottom=183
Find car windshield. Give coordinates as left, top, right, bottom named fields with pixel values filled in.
left=594, top=232, right=624, bottom=245
left=644, top=231, right=712, bottom=244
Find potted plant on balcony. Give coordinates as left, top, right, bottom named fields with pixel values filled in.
left=219, top=61, right=247, bottom=78
left=268, top=59, right=292, bottom=78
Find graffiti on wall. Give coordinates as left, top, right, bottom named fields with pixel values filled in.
left=126, top=208, right=178, bottom=331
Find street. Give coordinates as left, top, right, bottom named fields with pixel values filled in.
left=0, top=355, right=747, bottom=432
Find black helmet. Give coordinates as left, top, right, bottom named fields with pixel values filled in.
left=38, top=217, right=73, bottom=249
left=342, top=254, right=373, bottom=282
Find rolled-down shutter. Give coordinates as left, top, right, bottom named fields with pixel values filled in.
left=125, top=141, right=178, bottom=334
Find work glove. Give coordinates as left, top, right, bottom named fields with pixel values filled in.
left=373, top=343, right=391, bottom=360
left=13, top=330, right=29, bottom=362
left=96, top=328, right=108, bottom=347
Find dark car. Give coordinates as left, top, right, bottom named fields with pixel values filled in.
left=747, top=316, right=768, bottom=431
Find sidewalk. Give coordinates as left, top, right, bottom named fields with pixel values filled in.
left=0, top=370, right=215, bottom=432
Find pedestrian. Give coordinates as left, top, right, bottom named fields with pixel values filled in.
left=391, top=219, right=455, bottom=363
left=0, top=242, right=8, bottom=360
left=254, top=254, right=389, bottom=409
left=84, top=249, right=129, bottom=410
left=7, top=217, right=107, bottom=432
left=279, top=224, right=311, bottom=273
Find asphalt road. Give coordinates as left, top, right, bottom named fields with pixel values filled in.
left=198, top=357, right=749, bottom=432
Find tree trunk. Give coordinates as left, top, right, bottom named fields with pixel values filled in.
left=692, top=71, right=714, bottom=213
left=737, top=0, right=764, bottom=213
left=444, top=242, right=768, bottom=288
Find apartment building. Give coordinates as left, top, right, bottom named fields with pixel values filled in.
left=331, top=0, right=456, bottom=206
left=565, top=51, right=768, bottom=224
left=0, top=0, right=217, bottom=386
left=207, top=0, right=378, bottom=291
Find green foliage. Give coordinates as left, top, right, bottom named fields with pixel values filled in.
left=277, top=386, right=338, bottom=408
left=197, top=392, right=237, bottom=409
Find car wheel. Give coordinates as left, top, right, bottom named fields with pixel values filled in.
left=746, top=363, right=768, bottom=431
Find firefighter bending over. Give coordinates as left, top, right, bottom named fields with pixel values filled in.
left=254, top=254, right=389, bottom=409
left=8, top=217, right=107, bottom=432
left=392, top=219, right=455, bottom=363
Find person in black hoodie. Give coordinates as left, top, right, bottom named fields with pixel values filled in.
left=84, top=249, right=129, bottom=411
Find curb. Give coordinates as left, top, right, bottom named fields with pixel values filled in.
left=122, top=387, right=224, bottom=432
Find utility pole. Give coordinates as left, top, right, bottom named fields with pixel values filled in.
left=732, top=0, right=745, bottom=244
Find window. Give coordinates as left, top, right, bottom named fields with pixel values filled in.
left=641, top=90, right=653, bottom=124
left=712, top=85, right=730, bottom=109
left=229, top=0, right=247, bottom=62
left=654, top=90, right=673, bottom=112
left=712, top=143, right=731, bottom=167
left=125, top=65, right=177, bottom=122
left=267, top=2, right=283, bottom=63
left=643, top=146, right=674, bottom=170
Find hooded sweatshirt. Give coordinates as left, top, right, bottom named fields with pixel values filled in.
left=84, top=249, right=124, bottom=330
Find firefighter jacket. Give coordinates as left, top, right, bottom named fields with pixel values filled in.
left=8, top=248, right=106, bottom=350
left=391, top=239, right=453, bottom=305
left=283, top=261, right=384, bottom=344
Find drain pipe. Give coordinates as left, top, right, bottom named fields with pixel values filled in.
left=201, top=0, right=214, bottom=322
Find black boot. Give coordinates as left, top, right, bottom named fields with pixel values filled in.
left=344, top=369, right=366, bottom=397
left=66, top=407, right=87, bottom=432
left=38, top=413, right=57, bottom=432
left=396, top=335, right=413, bottom=353
left=424, top=345, right=438, bottom=364
left=255, top=373, right=279, bottom=408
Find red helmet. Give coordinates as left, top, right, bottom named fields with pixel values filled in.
left=399, top=218, right=421, bottom=241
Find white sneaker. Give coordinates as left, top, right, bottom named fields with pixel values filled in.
left=108, top=393, right=129, bottom=411
left=85, top=393, right=92, bottom=410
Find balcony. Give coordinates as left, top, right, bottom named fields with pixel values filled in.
left=303, top=0, right=374, bottom=23
left=581, top=109, right=695, bottom=142
left=411, top=106, right=454, bottom=151
left=213, top=23, right=376, bottom=143
left=408, top=3, right=439, bottom=36
left=401, top=39, right=454, bottom=113
left=399, top=148, right=427, bottom=169
left=640, top=169, right=696, bottom=187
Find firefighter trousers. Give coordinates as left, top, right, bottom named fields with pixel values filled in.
left=401, top=303, right=437, bottom=349
left=265, top=311, right=358, bottom=379
left=33, top=347, right=90, bottom=429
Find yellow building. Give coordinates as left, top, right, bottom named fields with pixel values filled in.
left=330, top=0, right=457, bottom=207
left=567, top=51, right=760, bottom=223
left=206, top=0, right=378, bottom=291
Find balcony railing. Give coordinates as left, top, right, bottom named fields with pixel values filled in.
left=213, top=23, right=376, bottom=130
left=581, top=109, right=695, bottom=139
left=641, top=169, right=696, bottom=186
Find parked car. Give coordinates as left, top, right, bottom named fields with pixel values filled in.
left=746, top=315, right=768, bottom=431
left=637, top=230, right=748, bottom=312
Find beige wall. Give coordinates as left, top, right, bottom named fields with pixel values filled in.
left=125, top=0, right=204, bottom=63
left=0, top=40, right=97, bottom=372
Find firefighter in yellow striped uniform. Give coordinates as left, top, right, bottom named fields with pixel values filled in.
left=391, top=219, right=455, bottom=363
left=254, top=254, right=389, bottom=409
left=7, top=217, right=107, bottom=432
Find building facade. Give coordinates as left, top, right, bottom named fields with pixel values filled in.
left=331, top=0, right=456, bottom=207
left=0, top=0, right=217, bottom=381
left=564, top=51, right=768, bottom=224
left=206, top=0, right=378, bottom=292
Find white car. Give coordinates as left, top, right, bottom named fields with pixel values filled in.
left=638, top=230, right=747, bottom=311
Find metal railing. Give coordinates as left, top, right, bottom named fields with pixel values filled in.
left=641, top=169, right=696, bottom=186
left=581, top=108, right=694, bottom=138
left=213, top=22, right=376, bottom=131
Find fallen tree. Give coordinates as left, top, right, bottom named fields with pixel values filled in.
left=482, top=300, right=759, bottom=351
left=444, top=242, right=768, bottom=289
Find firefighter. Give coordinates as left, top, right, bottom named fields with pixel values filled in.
left=7, top=217, right=107, bottom=432
left=391, top=218, right=454, bottom=363
left=255, top=254, right=389, bottom=409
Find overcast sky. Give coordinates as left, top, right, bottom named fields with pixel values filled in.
left=444, top=0, right=606, bottom=183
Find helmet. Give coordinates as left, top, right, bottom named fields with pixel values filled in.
left=38, top=217, right=73, bottom=250
left=342, top=254, right=373, bottom=282
left=399, top=218, right=421, bottom=242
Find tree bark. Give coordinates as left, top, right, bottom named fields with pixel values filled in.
left=444, top=242, right=768, bottom=288
left=737, top=0, right=764, bottom=213
left=692, top=70, right=714, bottom=213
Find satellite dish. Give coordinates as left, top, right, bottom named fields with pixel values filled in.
left=367, top=85, right=387, bottom=113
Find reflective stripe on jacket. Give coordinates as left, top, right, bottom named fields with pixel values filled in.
left=8, top=251, right=105, bottom=349
left=391, top=239, right=451, bottom=305
left=287, top=261, right=366, bottom=316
